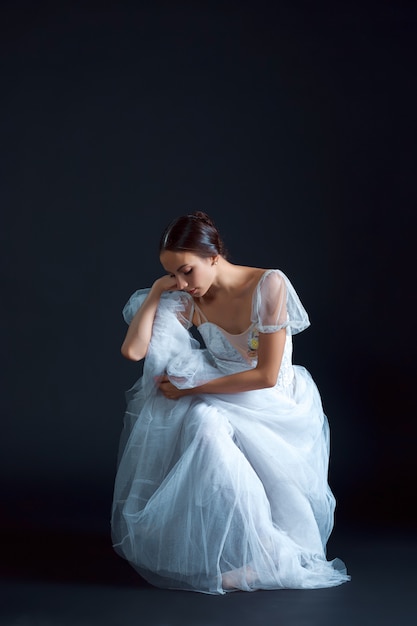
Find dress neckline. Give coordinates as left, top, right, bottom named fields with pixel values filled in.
left=193, top=269, right=275, bottom=335
left=198, top=320, right=256, bottom=337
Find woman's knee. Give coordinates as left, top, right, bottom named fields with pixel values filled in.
left=183, top=403, right=233, bottom=445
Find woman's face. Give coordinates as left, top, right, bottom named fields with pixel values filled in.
left=160, top=250, right=217, bottom=297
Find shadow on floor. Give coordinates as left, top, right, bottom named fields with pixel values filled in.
left=1, top=525, right=416, bottom=626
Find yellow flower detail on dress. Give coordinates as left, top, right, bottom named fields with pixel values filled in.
left=247, top=328, right=259, bottom=358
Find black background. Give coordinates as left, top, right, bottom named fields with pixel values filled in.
left=1, top=0, right=416, bottom=560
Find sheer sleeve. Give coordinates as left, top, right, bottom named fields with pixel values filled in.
left=251, top=270, right=310, bottom=335
left=122, top=289, right=150, bottom=324
left=122, top=289, right=194, bottom=329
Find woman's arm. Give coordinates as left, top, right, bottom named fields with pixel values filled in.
left=121, top=275, right=178, bottom=361
left=158, top=328, right=286, bottom=398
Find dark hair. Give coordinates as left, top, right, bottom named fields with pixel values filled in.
left=159, top=212, right=227, bottom=258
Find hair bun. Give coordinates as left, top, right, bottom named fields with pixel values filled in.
left=191, top=211, right=215, bottom=228
left=160, top=212, right=227, bottom=259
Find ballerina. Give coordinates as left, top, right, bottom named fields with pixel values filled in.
left=111, top=211, right=350, bottom=594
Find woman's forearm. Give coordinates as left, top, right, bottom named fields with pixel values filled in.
left=186, top=367, right=277, bottom=395
left=159, top=367, right=277, bottom=400
left=121, top=288, right=162, bottom=361
left=122, top=274, right=179, bottom=361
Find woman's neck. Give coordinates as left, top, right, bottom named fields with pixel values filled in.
left=203, top=259, right=254, bottom=301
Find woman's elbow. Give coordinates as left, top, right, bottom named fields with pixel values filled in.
left=263, top=375, right=277, bottom=389
left=120, top=342, right=146, bottom=361
left=257, top=368, right=279, bottom=389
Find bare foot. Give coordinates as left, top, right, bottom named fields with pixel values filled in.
left=222, top=564, right=258, bottom=590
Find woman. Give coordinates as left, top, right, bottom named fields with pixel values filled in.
left=111, top=212, right=349, bottom=594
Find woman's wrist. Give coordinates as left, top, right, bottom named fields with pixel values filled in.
left=149, top=283, right=165, bottom=300
left=151, top=275, right=178, bottom=297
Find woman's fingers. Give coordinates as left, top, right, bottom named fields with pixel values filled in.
left=158, top=378, right=182, bottom=400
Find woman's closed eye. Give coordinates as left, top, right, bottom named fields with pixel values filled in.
left=169, top=269, right=192, bottom=278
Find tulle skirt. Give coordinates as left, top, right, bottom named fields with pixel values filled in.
left=111, top=364, right=350, bottom=594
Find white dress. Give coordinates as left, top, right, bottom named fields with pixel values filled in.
left=111, top=270, right=350, bottom=594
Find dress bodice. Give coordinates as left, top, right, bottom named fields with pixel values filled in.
left=193, top=302, right=259, bottom=365
left=196, top=319, right=294, bottom=389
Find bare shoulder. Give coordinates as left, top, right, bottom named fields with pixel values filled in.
left=231, top=265, right=267, bottom=296
left=239, top=265, right=269, bottom=281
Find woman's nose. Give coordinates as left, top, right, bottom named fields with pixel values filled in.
left=177, top=277, right=188, bottom=290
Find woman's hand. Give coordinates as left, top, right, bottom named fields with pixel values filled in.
left=151, top=274, right=179, bottom=296
left=158, top=375, right=187, bottom=400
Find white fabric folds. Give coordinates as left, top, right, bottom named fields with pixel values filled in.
left=111, top=270, right=350, bottom=594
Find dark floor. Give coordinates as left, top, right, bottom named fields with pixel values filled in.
left=1, top=526, right=416, bottom=626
